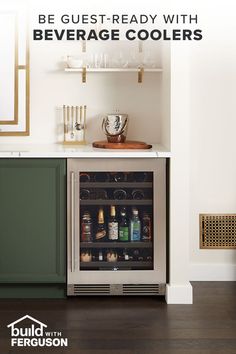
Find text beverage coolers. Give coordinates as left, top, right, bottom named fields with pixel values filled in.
left=67, top=158, right=166, bottom=296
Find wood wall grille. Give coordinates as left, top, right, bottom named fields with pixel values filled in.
left=200, top=214, right=236, bottom=249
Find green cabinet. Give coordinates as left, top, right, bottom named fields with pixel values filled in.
left=0, top=159, right=66, bottom=297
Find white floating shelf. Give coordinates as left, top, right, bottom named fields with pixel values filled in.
left=65, top=67, right=162, bottom=73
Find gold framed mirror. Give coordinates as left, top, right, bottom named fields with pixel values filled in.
left=0, top=6, right=29, bottom=136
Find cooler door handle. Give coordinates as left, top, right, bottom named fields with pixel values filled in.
left=70, top=171, right=75, bottom=272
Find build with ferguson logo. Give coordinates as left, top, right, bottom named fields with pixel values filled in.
left=7, top=315, right=68, bottom=347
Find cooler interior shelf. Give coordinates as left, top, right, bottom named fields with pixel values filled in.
left=80, top=242, right=153, bottom=249
left=80, top=182, right=153, bottom=188
left=80, top=261, right=153, bottom=270
left=80, top=199, right=153, bottom=206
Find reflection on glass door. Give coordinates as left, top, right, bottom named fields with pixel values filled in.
left=79, top=171, right=153, bottom=271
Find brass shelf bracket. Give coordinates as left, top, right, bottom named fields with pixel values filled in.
left=82, top=67, right=87, bottom=83
left=138, top=67, right=144, bottom=83
left=82, top=40, right=86, bottom=53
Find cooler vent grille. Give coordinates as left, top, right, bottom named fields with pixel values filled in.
left=200, top=214, right=236, bottom=249
left=68, top=284, right=165, bottom=296
left=73, top=284, right=110, bottom=295
left=123, top=284, right=161, bottom=295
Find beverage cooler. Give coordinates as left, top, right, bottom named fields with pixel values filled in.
left=67, top=158, right=166, bottom=296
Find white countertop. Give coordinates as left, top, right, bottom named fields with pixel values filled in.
left=0, top=144, right=171, bottom=158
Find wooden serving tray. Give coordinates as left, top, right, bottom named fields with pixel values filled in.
left=92, top=140, right=152, bottom=149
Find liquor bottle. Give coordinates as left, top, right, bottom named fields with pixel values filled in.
left=123, top=248, right=130, bottom=261
left=132, top=189, right=145, bottom=200
left=98, top=250, right=103, bottom=261
left=113, top=189, right=127, bottom=200
left=130, top=208, right=141, bottom=241
left=95, top=208, right=107, bottom=242
left=106, top=250, right=118, bottom=262
left=119, top=208, right=129, bottom=241
left=108, top=205, right=119, bottom=241
left=80, top=250, right=92, bottom=262
left=81, top=212, right=93, bottom=242
left=142, top=212, right=152, bottom=241
left=133, top=249, right=140, bottom=261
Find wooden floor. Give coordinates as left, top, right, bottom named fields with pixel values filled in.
left=0, top=282, right=236, bottom=354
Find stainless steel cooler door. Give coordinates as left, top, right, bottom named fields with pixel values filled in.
left=67, top=158, right=166, bottom=285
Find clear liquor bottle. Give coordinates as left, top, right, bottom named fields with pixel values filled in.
left=130, top=208, right=141, bottom=242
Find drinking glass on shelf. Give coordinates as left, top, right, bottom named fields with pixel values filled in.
left=128, top=51, right=142, bottom=68
left=142, top=50, right=157, bottom=68
left=111, top=52, right=129, bottom=68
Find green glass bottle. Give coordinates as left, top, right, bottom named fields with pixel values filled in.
left=119, top=208, right=129, bottom=242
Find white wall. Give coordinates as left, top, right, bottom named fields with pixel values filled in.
left=188, top=2, right=236, bottom=280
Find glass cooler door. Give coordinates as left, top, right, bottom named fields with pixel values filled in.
left=79, top=171, right=154, bottom=271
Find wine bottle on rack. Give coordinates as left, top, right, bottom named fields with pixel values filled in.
left=134, top=172, right=148, bottom=182
left=108, top=205, right=119, bottom=241
left=132, top=189, right=145, bottom=200
left=113, top=189, right=127, bottom=200
left=94, top=172, right=109, bottom=182
left=95, top=189, right=108, bottom=200
left=80, top=173, right=91, bottom=182
left=95, top=208, right=107, bottom=242
left=80, top=189, right=90, bottom=200
left=110, top=172, right=125, bottom=182
left=126, top=172, right=134, bottom=182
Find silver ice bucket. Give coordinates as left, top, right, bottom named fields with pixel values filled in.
left=102, top=114, right=128, bottom=143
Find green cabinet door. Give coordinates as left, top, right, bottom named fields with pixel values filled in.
left=0, top=159, right=66, bottom=284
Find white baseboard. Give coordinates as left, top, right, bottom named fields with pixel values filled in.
left=190, top=263, right=236, bottom=281
left=166, top=283, right=193, bottom=304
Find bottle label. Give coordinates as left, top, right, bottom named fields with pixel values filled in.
left=131, top=224, right=141, bottom=241
left=95, top=230, right=106, bottom=241
left=142, top=224, right=151, bottom=241
left=124, top=253, right=129, bottom=261
left=108, top=222, right=118, bottom=240
left=119, top=227, right=129, bottom=241
left=81, top=224, right=92, bottom=242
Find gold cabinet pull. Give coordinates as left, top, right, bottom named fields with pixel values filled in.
left=70, top=171, right=75, bottom=272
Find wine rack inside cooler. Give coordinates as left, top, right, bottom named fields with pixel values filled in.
left=79, top=171, right=153, bottom=271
